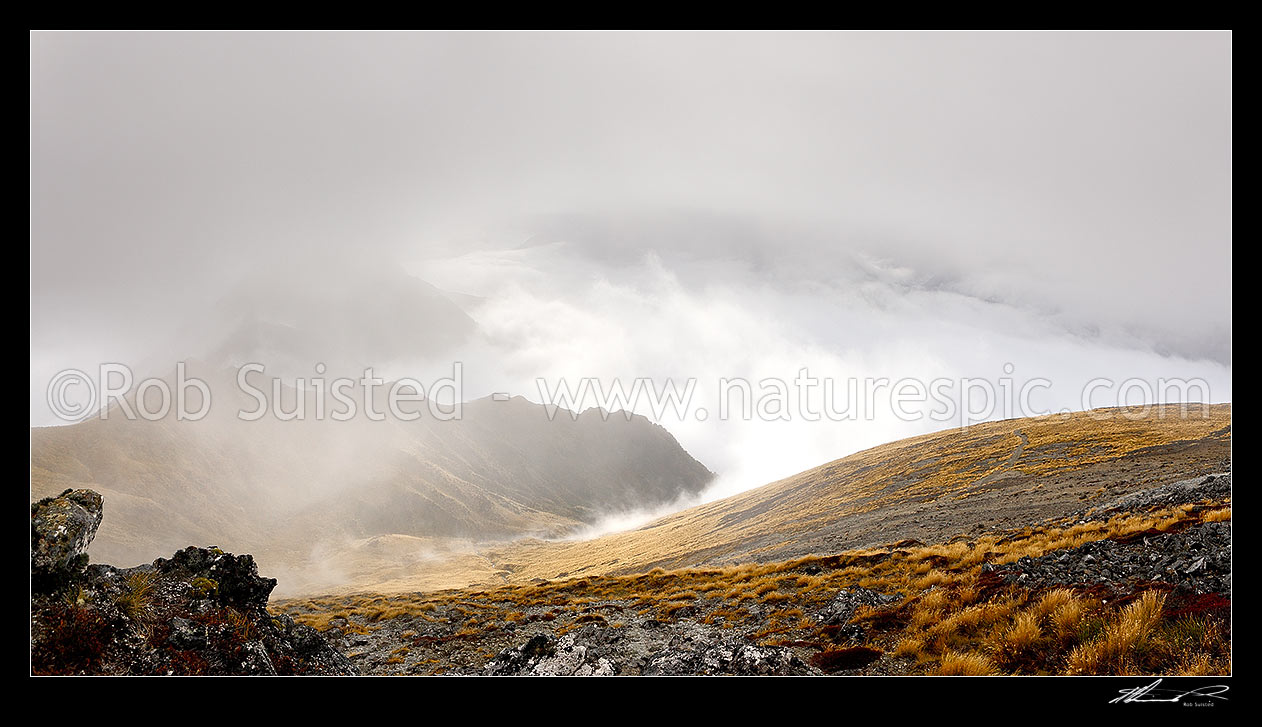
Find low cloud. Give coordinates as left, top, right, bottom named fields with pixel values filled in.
left=32, top=32, right=1231, bottom=502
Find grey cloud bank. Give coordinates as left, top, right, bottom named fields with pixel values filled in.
left=30, top=32, right=1231, bottom=490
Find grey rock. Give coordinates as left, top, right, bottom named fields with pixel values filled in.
left=643, top=636, right=809, bottom=675
left=485, top=630, right=620, bottom=676
left=484, top=633, right=555, bottom=675
left=31, top=489, right=103, bottom=588
left=31, top=491, right=357, bottom=675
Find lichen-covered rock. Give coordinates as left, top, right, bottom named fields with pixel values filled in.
left=167, top=616, right=208, bottom=650
left=31, top=489, right=103, bottom=590
left=484, top=628, right=620, bottom=676
left=155, top=546, right=277, bottom=608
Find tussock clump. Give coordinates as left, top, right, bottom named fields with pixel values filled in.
left=1067, top=591, right=1165, bottom=674
left=1050, top=598, right=1086, bottom=640
left=937, top=651, right=997, bottom=675
left=1203, top=507, right=1231, bottom=523
left=115, top=570, right=158, bottom=621
left=893, top=637, right=924, bottom=659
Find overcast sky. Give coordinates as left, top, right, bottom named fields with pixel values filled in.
left=30, top=32, right=1231, bottom=491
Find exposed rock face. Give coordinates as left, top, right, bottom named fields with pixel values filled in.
left=31, top=489, right=103, bottom=589
left=989, top=521, right=1231, bottom=596
left=484, top=633, right=556, bottom=675
left=642, top=635, right=808, bottom=675
left=30, top=489, right=355, bottom=675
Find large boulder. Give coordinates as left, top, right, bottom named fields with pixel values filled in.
left=484, top=633, right=555, bottom=675
left=31, top=488, right=103, bottom=589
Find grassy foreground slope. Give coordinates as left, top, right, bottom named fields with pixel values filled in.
left=279, top=483, right=1231, bottom=675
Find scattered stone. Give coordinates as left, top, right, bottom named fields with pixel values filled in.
left=995, top=521, right=1230, bottom=596
left=1083, top=473, right=1231, bottom=521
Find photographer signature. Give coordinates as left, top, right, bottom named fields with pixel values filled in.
left=1111, top=679, right=1229, bottom=704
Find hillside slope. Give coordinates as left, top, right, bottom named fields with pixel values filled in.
left=281, top=474, right=1232, bottom=676
left=329, top=405, right=1230, bottom=593
left=276, top=406, right=1232, bottom=676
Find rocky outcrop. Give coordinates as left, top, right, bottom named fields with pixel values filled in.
left=485, top=631, right=618, bottom=676
left=31, top=489, right=103, bottom=590
left=30, top=489, right=355, bottom=675
left=642, top=635, right=809, bottom=675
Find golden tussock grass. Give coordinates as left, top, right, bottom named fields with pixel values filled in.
left=1051, top=600, right=1086, bottom=641
left=1004, top=612, right=1043, bottom=652
left=1066, top=591, right=1165, bottom=675
left=918, top=588, right=952, bottom=612
left=893, top=637, right=924, bottom=659
left=937, top=651, right=998, bottom=675
left=1203, top=507, right=1231, bottom=523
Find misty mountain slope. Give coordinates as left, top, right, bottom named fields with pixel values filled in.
left=330, top=404, right=1229, bottom=593
left=189, top=267, right=478, bottom=377
left=301, top=397, right=715, bottom=541
left=30, top=414, right=279, bottom=564
left=29, top=367, right=715, bottom=570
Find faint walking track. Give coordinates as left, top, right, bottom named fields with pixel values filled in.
left=973, top=429, right=1028, bottom=487
left=1007, top=429, right=1029, bottom=467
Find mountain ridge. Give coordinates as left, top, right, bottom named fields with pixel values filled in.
left=30, top=365, right=716, bottom=575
